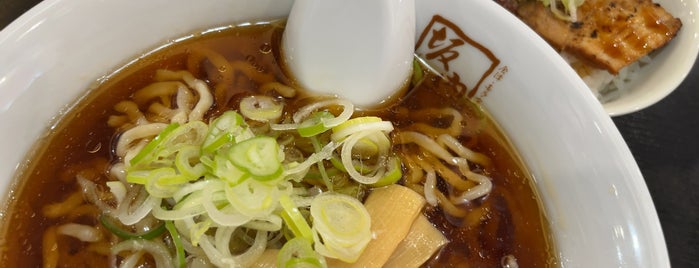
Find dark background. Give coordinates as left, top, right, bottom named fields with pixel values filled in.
left=2, top=1, right=697, bottom=267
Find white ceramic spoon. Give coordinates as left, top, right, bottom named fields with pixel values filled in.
left=282, top=0, right=415, bottom=108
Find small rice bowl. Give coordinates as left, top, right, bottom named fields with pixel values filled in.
left=562, top=52, right=652, bottom=103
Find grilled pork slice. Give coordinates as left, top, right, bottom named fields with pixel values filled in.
left=516, top=0, right=681, bottom=74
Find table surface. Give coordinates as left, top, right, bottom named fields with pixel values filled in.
left=2, top=1, right=697, bottom=267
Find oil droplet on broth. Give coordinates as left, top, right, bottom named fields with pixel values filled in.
left=87, top=141, right=102, bottom=153
left=245, top=55, right=255, bottom=63
left=259, top=43, right=272, bottom=54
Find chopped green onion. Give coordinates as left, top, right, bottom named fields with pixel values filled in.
left=224, top=179, right=279, bottom=218
left=125, top=169, right=150, bottom=185
left=309, top=136, right=333, bottom=191
left=189, top=219, right=212, bottom=247
left=228, top=136, right=283, bottom=181
left=115, top=94, right=407, bottom=266
left=330, top=116, right=382, bottom=141
left=203, top=181, right=255, bottom=226
left=202, top=111, right=245, bottom=153
left=349, top=132, right=390, bottom=158
left=310, top=193, right=371, bottom=263
left=538, top=0, right=585, bottom=21
left=292, top=99, right=353, bottom=128
left=99, top=214, right=166, bottom=240
left=240, top=95, right=284, bottom=122
left=278, top=237, right=327, bottom=268
left=329, top=155, right=347, bottom=173
left=297, top=111, right=335, bottom=137
left=175, top=145, right=206, bottom=179
left=339, top=131, right=393, bottom=185
left=126, top=167, right=190, bottom=188
left=370, top=157, right=403, bottom=187
left=144, top=168, right=190, bottom=198
left=165, top=221, right=186, bottom=268
left=279, top=194, right=313, bottom=242
left=155, top=168, right=190, bottom=185
left=130, top=123, right=180, bottom=166
left=210, top=154, right=250, bottom=185
left=130, top=121, right=209, bottom=169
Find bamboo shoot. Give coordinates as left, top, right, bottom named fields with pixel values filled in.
left=383, top=214, right=448, bottom=268
left=327, top=184, right=426, bottom=267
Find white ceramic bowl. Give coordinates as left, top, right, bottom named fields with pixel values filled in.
left=601, top=0, right=699, bottom=116
left=0, top=0, right=668, bottom=267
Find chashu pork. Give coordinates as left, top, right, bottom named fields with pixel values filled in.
left=513, top=0, right=682, bottom=74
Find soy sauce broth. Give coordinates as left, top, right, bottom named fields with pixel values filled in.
left=0, top=21, right=555, bottom=267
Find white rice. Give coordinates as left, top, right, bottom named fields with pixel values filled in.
left=561, top=52, right=652, bottom=103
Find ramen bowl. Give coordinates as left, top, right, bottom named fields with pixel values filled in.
left=0, top=0, right=668, bottom=267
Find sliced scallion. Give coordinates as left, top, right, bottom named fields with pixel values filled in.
left=310, top=193, right=371, bottom=262
left=202, top=111, right=245, bottom=153
left=297, top=111, right=334, bottom=137
left=277, top=237, right=327, bottom=268
left=239, top=95, right=284, bottom=122
left=100, top=214, right=166, bottom=240
left=129, top=123, right=180, bottom=166
left=228, top=136, right=282, bottom=181
left=370, top=157, right=403, bottom=187
left=279, top=194, right=313, bottom=242
left=165, top=221, right=186, bottom=268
